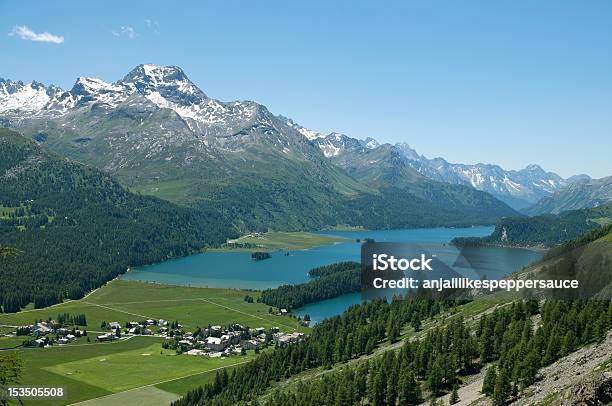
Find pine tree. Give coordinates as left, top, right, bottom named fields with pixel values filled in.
left=372, top=367, right=387, bottom=406
left=428, top=358, right=444, bottom=397
left=594, top=312, right=607, bottom=343
left=482, top=365, right=497, bottom=396
left=543, top=327, right=561, bottom=365
left=389, top=323, right=400, bottom=343
left=411, top=313, right=422, bottom=331
left=560, top=330, right=576, bottom=356
left=398, top=363, right=420, bottom=405
left=492, top=366, right=511, bottom=406
left=519, top=348, right=539, bottom=388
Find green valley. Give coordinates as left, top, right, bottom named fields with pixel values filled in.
left=169, top=226, right=612, bottom=406
left=0, top=280, right=307, bottom=405
left=0, top=280, right=305, bottom=333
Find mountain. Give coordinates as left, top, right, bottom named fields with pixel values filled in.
left=0, top=128, right=232, bottom=311
left=524, top=176, right=612, bottom=216
left=396, top=147, right=567, bottom=210
left=295, top=126, right=566, bottom=212
left=293, top=124, right=567, bottom=210
left=0, top=65, right=518, bottom=230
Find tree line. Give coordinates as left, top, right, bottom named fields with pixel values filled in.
left=452, top=204, right=612, bottom=248
left=259, top=262, right=361, bottom=310
left=260, top=298, right=612, bottom=406
left=172, top=296, right=460, bottom=406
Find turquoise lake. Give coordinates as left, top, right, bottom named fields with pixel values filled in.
left=122, top=227, right=542, bottom=324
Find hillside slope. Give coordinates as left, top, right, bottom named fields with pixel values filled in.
left=452, top=202, right=612, bottom=247
left=0, top=128, right=232, bottom=312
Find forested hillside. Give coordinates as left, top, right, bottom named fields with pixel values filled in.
left=0, top=128, right=233, bottom=312
left=260, top=300, right=610, bottom=406
left=452, top=202, right=612, bottom=247
left=173, top=227, right=612, bottom=406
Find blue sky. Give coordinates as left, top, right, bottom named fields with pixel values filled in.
left=1, top=1, right=611, bottom=178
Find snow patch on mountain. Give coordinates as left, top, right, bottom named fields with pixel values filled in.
left=0, top=64, right=573, bottom=210
left=0, top=80, right=53, bottom=114
left=0, top=65, right=260, bottom=131
left=295, top=129, right=568, bottom=209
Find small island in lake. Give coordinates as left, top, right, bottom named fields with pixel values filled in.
left=251, top=251, right=271, bottom=261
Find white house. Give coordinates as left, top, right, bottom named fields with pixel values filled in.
left=186, top=349, right=206, bottom=356
left=108, top=322, right=121, bottom=330
left=97, top=333, right=116, bottom=342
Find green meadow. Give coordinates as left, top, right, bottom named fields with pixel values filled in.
left=0, top=280, right=308, bottom=405
left=0, top=280, right=305, bottom=332
left=7, top=337, right=257, bottom=405
left=212, top=231, right=347, bottom=252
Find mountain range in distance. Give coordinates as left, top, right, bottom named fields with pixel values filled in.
left=293, top=123, right=597, bottom=211
left=523, top=175, right=612, bottom=216
left=0, top=64, right=609, bottom=230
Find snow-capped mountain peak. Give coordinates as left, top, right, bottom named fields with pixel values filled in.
left=70, top=77, right=128, bottom=107
left=291, top=126, right=569, bottom=209
left=363, top=137, right=379, bottom=149
left=120, top=64, right=206, bottom=104
left=0, top=65, right=260, bottom=130
left=0, top=79, right=58, bottom=115
left=283, top=118, right=324, bottom=140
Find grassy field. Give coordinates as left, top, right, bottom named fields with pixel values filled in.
left=71, top=386, right=180, bottom=406
left=7, top=336, right=258, bottom=406
left=0, top=280, right=306, bottom=332
left=131, top=179, right=199, bottom=204
left=44, top=341, right=257, bottom=393
left=0, top=280, right=308, bottom=405
left=212, top=231, right=348, bottom=252
left=154, top=362, right=247, bottom=395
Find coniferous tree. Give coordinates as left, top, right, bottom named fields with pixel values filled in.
left=428, top=358, right=444, bottom=397
left=482, top=365, right=497, bottom=396
left=492, top=366, right=511, bottom=406
left=398, top=364, right=420, bottom=406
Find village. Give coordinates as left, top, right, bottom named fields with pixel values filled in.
left=7, top=315, right=304, bottom=359
left=10, top=317, right=89, bottom=348
left=160, top=323, right=305, bottom=358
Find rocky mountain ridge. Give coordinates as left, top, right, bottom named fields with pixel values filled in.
left=0, top=65, right=519, bottom=230
left=293, top=124, right=574, bottom=209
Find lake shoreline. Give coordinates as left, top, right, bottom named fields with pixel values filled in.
left=207, top=231, right=349, bottom=253
left=121, top=226, right=542, bottom=324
